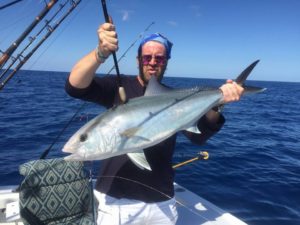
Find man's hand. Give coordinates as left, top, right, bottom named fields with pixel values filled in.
left=219, top=79, right=244, bottom=103
left=97, top=22, right=118, bottom=58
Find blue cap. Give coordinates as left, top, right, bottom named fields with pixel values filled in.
left=138, top=33, right=173, bottom=59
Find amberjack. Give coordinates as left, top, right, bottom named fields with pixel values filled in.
left=63, top=60, right=265, bottom=170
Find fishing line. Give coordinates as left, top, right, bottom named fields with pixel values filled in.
left=94, top=175, right=214, bottom=221
left=106, top=21, right=155, bottom=75
left=40, top=102, right=87, bottom=159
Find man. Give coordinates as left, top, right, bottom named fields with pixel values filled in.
left=65, top=21, right=244, bottom=225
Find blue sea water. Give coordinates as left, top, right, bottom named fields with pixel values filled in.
left=0, top=70, right=299, bottom=225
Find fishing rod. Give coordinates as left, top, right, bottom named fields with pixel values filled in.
left=0, top=0, right=70, bottom=81
left=0, top=0, right=82, bottom=91
left=100, top=0, right=126, bottom=103
left=0, top=0, right=58, bottom=70
left=172, top=151, right=209, bottom=169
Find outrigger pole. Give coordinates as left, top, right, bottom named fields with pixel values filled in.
left=0, top=0, right=82, bottom=91
left=0, top=0, right=58, bottom=70
left=0, top=1, right=69, bottom=82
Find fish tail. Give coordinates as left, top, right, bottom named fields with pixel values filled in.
left=244, top=85, right=266, bottom=94
left=235, top=60, right=260, bottom=85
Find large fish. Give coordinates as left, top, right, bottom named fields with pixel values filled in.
left=63, top=60, right=265, bottom=170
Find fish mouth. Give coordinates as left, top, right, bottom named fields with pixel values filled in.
left=62, top=140, right=73, bottom=153
left=62, top=135, right=80, bottom=153
left=62, top=146, right=72, bottom=153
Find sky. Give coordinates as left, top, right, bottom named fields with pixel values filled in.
left=0, top=0, right=299, bottom=82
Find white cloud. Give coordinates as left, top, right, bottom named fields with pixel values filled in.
left=167, top=21, right=178, bottom=27
left=119, top=10, right=134, bottom=21
left=189, top=5, right=202, bottom=18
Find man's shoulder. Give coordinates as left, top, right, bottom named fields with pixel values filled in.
left=121, top=74, right=137, bottom=82
left=95, top=74, right=136, bottom=83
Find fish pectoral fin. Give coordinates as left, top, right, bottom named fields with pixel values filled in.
left=121, top=128, right=151, bottom=142
left=185, top=124, right=201, bottom=134
left=121, top=127, right=140, bottom=137
left=127, top=151, right=152, bottom=171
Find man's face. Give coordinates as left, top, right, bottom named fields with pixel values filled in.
left=138, top=41, right=168, bottom=84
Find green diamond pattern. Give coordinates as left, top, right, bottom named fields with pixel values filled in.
left=19, top=158, right=95, bottom=225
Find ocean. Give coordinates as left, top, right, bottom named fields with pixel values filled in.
left=0, top=70, right=299, bottom=225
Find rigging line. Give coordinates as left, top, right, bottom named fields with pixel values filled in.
left=0, top=0, right=58, bottom=70
left=106, top=21, right=155, bottom=75
left=0, top=0, right=82, bottom=91
left=0, top=0, right=70, bottom=80
left=0, top=0, right=23, bottom=10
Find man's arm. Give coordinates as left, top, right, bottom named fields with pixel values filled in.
left=184, top=79, right=244, bottom=145
left=183, top=112, right=225, bottom=145
left=68, top=22, right=118, bottom=89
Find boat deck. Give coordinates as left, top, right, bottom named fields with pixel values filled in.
left=174, top=183, right=247, bottom=224
left=0, top=183, right=247, bottom=225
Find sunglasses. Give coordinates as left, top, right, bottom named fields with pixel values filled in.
left=141, top=55, right=166, bottom=66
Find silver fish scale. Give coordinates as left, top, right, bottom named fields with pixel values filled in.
left=121, top=89, right=222, bottom=149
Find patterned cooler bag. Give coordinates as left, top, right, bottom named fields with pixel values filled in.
left=19, top=158, right=96, bottom=225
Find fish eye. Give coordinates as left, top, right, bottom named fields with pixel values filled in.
left=80, top=133, right=88, bottom=142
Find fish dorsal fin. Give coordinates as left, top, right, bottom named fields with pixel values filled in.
left=127, top=151, right=152, bottom=171
left=144, top=76, right=173, bottom=96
